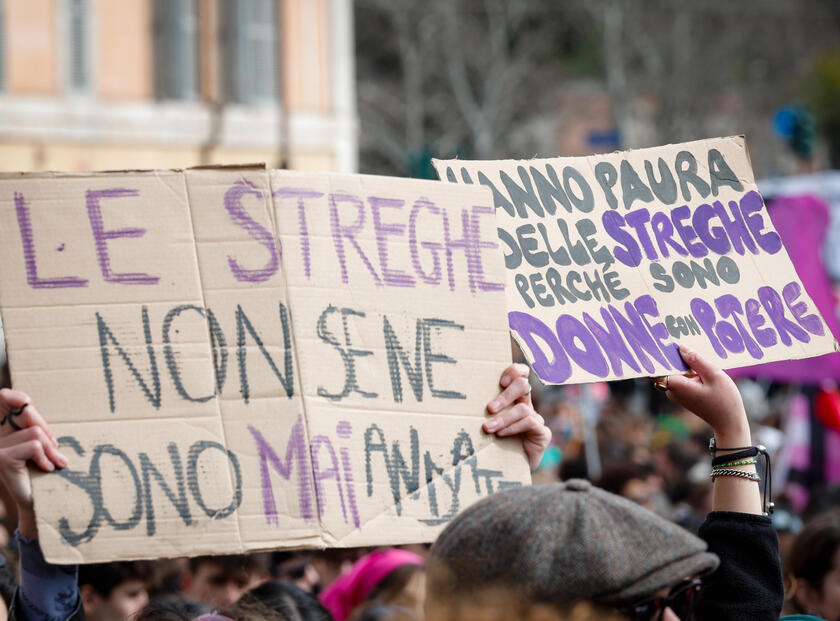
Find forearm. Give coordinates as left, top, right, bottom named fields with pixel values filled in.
left=17, top=507, right=37, bottom=540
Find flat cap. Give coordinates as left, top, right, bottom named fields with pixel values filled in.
left=430, top=480, right=719, bottom=605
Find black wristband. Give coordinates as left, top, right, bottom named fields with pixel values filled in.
left=711, top=447, right=759, bottom=467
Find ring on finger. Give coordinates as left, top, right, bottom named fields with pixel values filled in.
left=1, top=404, right=27, bottom=431
left=652, top=376, right=669, bottom=392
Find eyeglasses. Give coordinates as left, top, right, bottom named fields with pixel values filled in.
left=619, top=577, right=702, bottom=621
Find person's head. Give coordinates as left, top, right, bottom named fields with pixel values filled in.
left=348, top=564, right=425, bottom=621
left=271, top=552, right=320, bottom=593
left=196, top=595, right=313, bottom=621
left=319, top=548, right=424, bottom=621
left=426, top=480, right=718, bottom=621
left=597, top=461, right=658, bottom=511
left=79, top=561, right=155, bottom=621
left=785, top=509, right=840, bottom=620
left=135, top=606, right=193, bottom=621
left=141, top=593, right=212, bottom=619
left=309, top=549, right=357, bottom=593
left=194, top=599, right=287, bottom=621
left=183, top=554, right=272, bottom=608
left=245, top=580, right=332, bottom=621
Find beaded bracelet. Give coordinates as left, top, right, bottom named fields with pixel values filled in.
left=709, top=468, right=761, bottom=482
left=712, top=458, right=758, bottom=469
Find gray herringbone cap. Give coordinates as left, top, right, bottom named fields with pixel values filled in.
left=430, top=479, right=719, bottom=606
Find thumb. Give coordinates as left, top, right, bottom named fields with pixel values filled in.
left=678, top=345, right=719, bottom=382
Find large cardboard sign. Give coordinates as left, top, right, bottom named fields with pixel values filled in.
left=0, top=168, right=528, bottom=563
left=434, top=137, right=839, bottom=384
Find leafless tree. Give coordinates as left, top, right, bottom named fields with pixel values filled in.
left=583, top=0, right=840, bottom=169
left=356, top=0, right=840, bottom=176
left=356, top=0, right=573, bottom=175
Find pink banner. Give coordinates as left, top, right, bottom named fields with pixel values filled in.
left=732, top=195, right=840, bottom=383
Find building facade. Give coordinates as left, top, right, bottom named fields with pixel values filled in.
left=0, top=0, right=357, bottom=172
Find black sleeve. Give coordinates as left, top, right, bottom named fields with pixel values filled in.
left=693, top=511, right=783, bottom=621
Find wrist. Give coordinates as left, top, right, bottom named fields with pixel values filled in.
left=713, top=419, right=751, bottom=451
left=17, top=506, right=37, bottom=540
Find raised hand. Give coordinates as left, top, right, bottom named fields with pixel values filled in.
left=485, top=363, right=552, bottom=471
left=661, top=346, right=749, bottom=444
left=0, top=389, right=67, bottom=537
left=657, top=346, right=761, bottom=515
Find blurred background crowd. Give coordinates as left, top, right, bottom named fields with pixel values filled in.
left=0, top=0, right=839, bottom=620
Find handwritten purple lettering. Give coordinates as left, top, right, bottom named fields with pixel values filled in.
left=86, top=188, right=159, bottom=285
left=224, top=180, right=279, bottom=283
left=14, top=191, right=88, bottom=288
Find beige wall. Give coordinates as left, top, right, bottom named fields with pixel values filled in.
left=97, top=0, right=153, bottom=100
left=0, top=142, right=335, bottom=173
left=0, top=0, right=353, bottom=173
left=198, top=0, right=220, bottom=102
left=6, top=0, right=58, bottom=94
left=282, top=0, right=331, bottom=113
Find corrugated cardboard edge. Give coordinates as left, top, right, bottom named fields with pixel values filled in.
left=0, top=163, right=267, bottom=180
left=432, top=134, right=748, bottom=168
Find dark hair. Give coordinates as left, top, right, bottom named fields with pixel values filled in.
left=245, top=580, right=333, bottom=621
left=137, top=597, right=291, bottom=621
left=135, top=604, right=193, bottom=621
left=366, top=564, right=421, bottom=605
left=188, top=554, right=272, bottom=584
left=785, top=509, right=840, bottom=611
left=144, top=593, right=212, bottom=618
left=79, top=561, right=155, bottom=598
left=217, top=596, right=289, bottom=620
left=596, top=462, right=654, bottom=497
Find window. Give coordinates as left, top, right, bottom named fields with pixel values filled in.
left=221, top=0, right=277, bottom=105
left=62, top=0, right=92, bottom=93
left=154, top=0, right=199, bottom=100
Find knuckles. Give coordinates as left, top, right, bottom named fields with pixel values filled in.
left=512, top=363, right=530, bottom=377
left=512, top=376, right=530, bottom=394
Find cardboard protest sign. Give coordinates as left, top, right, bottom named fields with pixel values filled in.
left=434, top=136, right=839, bottom=385
left=0, top=168, right=528, bottom=563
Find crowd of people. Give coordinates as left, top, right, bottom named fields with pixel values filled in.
left=0, top=345, right=838, bottom=621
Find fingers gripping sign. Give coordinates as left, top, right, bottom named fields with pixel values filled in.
left=0, top=389, right=57, bottom=444
left=657, top=345, right=749, bottom=438
left=0, top=389, right=68, bottom=514
left=484, top=364, right=551, bottom=471
left=0, top=404, right=25, bottom=431
left=649, top=345, right=762, bottom=515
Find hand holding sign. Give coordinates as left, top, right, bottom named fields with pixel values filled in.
left=659, top=346, right=763, bottom=515
left=484, top=364, right=550, bottom=470
left=0, top=389, right=66, bottom=538
left=662, top=345, right=751, bottom=446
